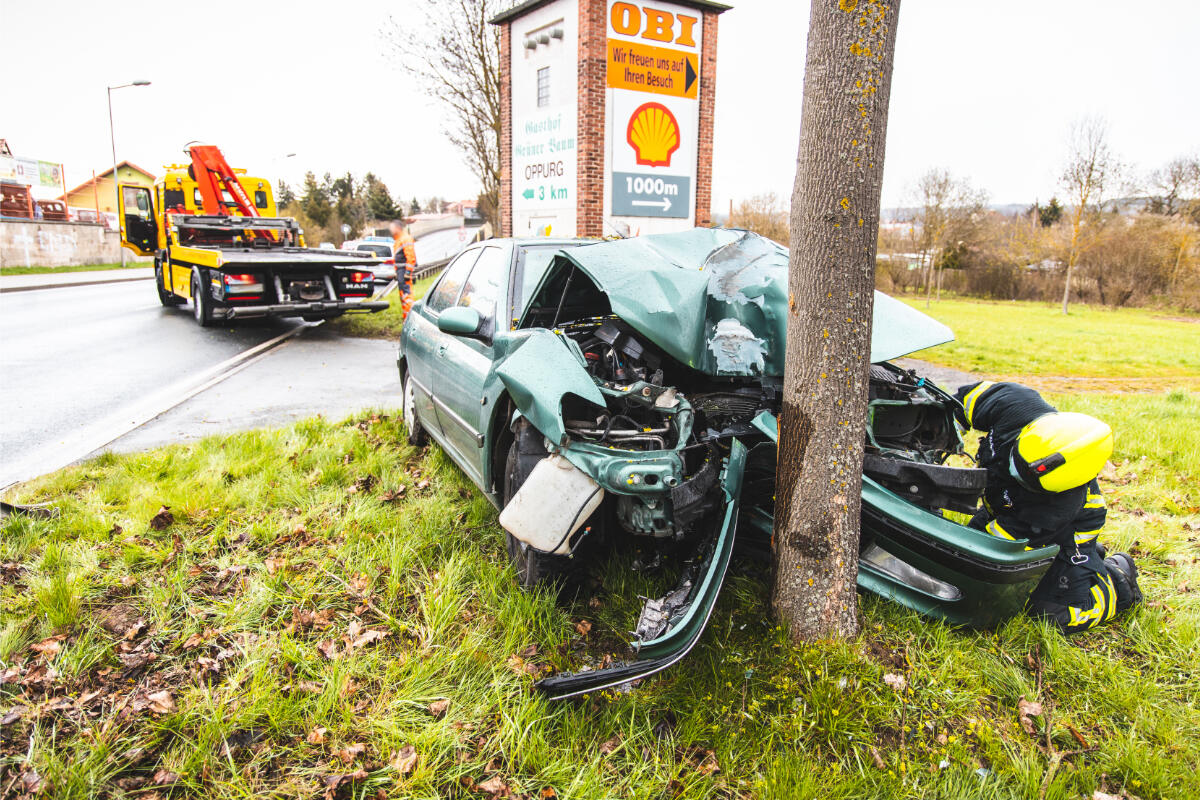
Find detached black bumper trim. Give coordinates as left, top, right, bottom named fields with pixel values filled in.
left=218, top=299, right=389, bottom=319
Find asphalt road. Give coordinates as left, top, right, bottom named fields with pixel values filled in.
left=0, top=280, right=306, bottom=485
left=1, top=230, right=472, bottom=489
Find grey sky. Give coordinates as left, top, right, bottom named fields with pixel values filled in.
left=4, top=0, right=1197, bottom=211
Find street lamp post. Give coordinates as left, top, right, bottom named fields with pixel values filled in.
left=107, top=80, right=151, bottom=266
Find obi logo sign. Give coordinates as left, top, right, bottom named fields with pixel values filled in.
left=610, top=2, right=699, bottom=47
left=626, top=102, right=679, bottom=167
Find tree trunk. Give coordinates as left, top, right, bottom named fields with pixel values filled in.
left=772, top=0, right=901, bottom=643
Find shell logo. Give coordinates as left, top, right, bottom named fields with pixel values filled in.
left=626, top=102, right=680, bottom=167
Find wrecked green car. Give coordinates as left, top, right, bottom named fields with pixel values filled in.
left=397, top=229, right=1058, bottom=699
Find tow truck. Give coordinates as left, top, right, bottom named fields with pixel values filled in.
left=118, top=144, right=387, bottom=326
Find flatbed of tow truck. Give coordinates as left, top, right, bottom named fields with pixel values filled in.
left=117, top=145, right=390, bottom=326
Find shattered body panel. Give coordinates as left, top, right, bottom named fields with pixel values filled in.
left=399, top=230, right=1053, bottom=699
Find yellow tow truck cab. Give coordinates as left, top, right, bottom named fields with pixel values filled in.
left=118, top=146, right=387, bottom=326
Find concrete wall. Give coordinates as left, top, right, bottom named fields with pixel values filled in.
left=0, top=219, right=147, bottom=267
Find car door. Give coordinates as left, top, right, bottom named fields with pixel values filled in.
left=118, top=184, right=157, bottom=256
left=431, top=244, right=512, bottom=482
left=403, top=246, right=482, bottom=445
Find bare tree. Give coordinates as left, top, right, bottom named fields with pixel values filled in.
left=729, top=192, right=789, bottom=244
left=910, top=168, right=987, bottom=306
left=772, top=0, right=901, bottom=642
left=383, top=0, right=502, bottom=225
left=1059, top=116, right=1119, bottom=314
left=1149, top=155, right=1200, bottom=217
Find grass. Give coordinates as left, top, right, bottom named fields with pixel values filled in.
left=325, top=275, right=439, bottom=340
left=3, top=296, right=1198, bottom=798
left=904, top=297, right=1200, bottom=388
left=0, top=262, right=151, bottom=276
left=2, top=391, right=1197, bottom=798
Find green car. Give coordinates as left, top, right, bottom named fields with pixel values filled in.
left=397, top=229, right=1057, bottom=699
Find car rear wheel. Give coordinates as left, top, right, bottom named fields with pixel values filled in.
left=402, top=373, right=428, bottom=446
left=503, top=422, right=576, bottom=592
left=191, top=271, right=213, bottom=327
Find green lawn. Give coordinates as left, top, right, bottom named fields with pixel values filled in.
left=905, top=298, right=1200, bottom=385
left=2, top=302, right=1198, bottom=798
left=325, top=275, right=438, bottom=340
left=0, top=262, right=150, bottom=276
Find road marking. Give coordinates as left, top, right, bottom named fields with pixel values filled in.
left=0, top=275, right=153, bottom=293
left=0, top=325, right=308, bottom=493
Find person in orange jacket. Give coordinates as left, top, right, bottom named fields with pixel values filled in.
left=390, top=219, right=417, bottom=318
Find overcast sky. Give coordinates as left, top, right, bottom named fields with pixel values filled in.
left=3, top=0, right=1197, bottom=211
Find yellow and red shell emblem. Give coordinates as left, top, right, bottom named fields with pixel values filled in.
left=626, top=102, right=680, bottom=167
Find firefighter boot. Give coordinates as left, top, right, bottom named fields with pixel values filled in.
left=1104, top=552, right=1143, bottom=611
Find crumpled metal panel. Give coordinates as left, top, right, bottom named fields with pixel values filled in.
left=540, top=228, right=955, bottom=374
left=495, top=329, right=607, bottom=446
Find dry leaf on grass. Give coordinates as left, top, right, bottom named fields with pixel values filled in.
left=317, top=640, right=341, bottom=661
left=574, top=619, right=592, bottom=636
left=323, top=769, right=368, bottom=799
left=428, top=699, right=450, bottom=718
left=265, top=557, right=285, bottom=575
left=152, top=769, right=180, bottom=786
left=870, top=747, right=885, bottom=769
left=390, top=745, right=418, bottom=774
left=1018, top=697, right=1043, bottom=736
left=882, top=673, right=907, bottom=692
left=30, top=634, right=67, bottom=658
left=307, top=727, right=328, bottom=744
left=335, top=742, right=366, bottom=764
left=477, top=776, right=510, bottom=796
left=599, top=735, right=622, bottom=756
left=297, top=680, right=324, bottom=694
left=148, top=506, right=174, bottom=531
left=539, top=789, right=558, bottom=799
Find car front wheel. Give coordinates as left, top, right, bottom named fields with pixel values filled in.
left=503, top=422, right=576, bottom=592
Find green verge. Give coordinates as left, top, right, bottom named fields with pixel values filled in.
left=903, top=297, right=1200, bottom=380
left=0, top=263, right=151, bottom=276
left=2, top=392, right=1197, bottom=799
left=325, top=275, right=439, bottom=340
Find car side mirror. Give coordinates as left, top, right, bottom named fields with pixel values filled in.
left=437, top=305, right=483, bottom=337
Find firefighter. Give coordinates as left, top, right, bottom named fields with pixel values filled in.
left=954, top=381, right=1142, bottom=633
left=390, top=219, right=418, bottom=319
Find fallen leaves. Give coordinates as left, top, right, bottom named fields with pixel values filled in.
left=322, top=769, right=368, bottom=800
left=307, top=726, right=328, bottom=744
left=389, top=744, right=418, bottom=774
left=1018, top=697, right=1043, bottom=736
left=29, top=634, right=67, bottom=659
left=882, top=672, right=907, bottom=692
left=477, top=776, right=510, bottom=796
left=428, top=699, right=450, bottom=719
left=335, top=742, right=366, bottom=764
left=130, top=689, right=176, bottom=715
left=148, top=505, right=174, bottom=531
left=574, top=619, right=592, bottom=637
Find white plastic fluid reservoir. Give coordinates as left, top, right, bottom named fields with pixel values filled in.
left=498, top=454, right=605, bottom=555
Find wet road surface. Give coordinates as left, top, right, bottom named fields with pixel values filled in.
left=0, top=280, right=304, bottom=486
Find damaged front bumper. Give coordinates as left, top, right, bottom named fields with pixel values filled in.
left=535, top=439, right=747, bottom=700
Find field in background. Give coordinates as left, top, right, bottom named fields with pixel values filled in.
left=1, top=298, right=1197, bottom=799
left=905, top=297, right=1200, bottom=389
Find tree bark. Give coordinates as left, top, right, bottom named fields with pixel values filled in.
left=772, top=0, right=901, bottom=643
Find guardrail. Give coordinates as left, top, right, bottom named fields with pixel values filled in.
left=371, top=226, right=489, bottom=299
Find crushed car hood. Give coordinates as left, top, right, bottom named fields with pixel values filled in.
left=543, top=228, right=954, bottom=375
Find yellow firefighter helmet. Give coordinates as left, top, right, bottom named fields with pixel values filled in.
left=1008, top=412, right=1113, bottom=493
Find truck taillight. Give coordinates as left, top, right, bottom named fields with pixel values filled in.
left=350, top=271, right=372, bottom=283
left=224, top=273, right=263, bottom=293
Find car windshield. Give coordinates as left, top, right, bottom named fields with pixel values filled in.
left=515, top=245, right=570, bottom=315
left=356, top=244, right=391, bottom=257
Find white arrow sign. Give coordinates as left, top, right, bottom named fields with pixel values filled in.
left=631, top=196, right=672, bottom=212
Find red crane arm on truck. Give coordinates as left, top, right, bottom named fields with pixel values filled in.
left=187, top=144, right=260, bottom=218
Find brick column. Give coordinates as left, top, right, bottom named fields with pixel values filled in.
left=694, top=11, right=719, bottom=227
left=576, top=0, right=608, bottom=237
left=498, top=23, right=513, bottom=237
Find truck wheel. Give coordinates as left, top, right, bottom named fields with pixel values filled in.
left=191, top=271, right=213, bottom=327
left=402, top=373, right=428, bottom=446
left=502, top=424, right=576, bottom=593
left=155, top=263, right=182, bottom=307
